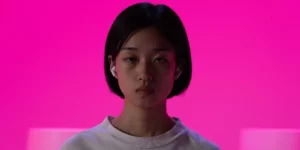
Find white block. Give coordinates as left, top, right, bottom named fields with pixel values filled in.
left=27, top=128, right=85, bottom=150
left=240, top=128, right=300, bottom=150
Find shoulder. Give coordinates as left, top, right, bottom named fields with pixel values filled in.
left=60, top=130, right=93, bottom=150
left=186, top=129, right=220, bottom=150
left=60, top=126, right=105, bottom=150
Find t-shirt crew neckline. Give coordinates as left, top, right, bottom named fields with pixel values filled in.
left=98, top=116, right=188, bottom=149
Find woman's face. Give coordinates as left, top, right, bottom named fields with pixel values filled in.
left=110, top=27, right=178, bottom=109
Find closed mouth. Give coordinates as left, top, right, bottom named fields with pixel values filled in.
left=136, top=87, right=155, bottom=94
left=137, top=89, right=153, bottom=92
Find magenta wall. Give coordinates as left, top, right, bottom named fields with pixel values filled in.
left=1, top=0, right=300, bottom=150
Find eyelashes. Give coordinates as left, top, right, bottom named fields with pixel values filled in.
left=154, top=57, right=167, bottom=63
left=123, top=57, right=169, bottom=64
left=123, top=57, right=137, bottom=63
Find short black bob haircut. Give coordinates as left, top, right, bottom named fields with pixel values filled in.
left=104, top=2, right=192, bottom=99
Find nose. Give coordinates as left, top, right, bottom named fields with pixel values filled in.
left=139, top=74, right=153, bottom=81
left=137, top=61, right=153, bottom=82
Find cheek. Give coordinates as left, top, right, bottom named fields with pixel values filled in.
left=115, top=65, right=135, bottom=94
left=153, top=67, right=175, bottom=97
left=115, top=58, right=131, bottom=79
left=154, top=64, right=176, bottom=85
left=156, top=61, right=176, bottom=76
left=117, top=74, right=132, bottom=96
left=117, top=66, right=130, bottom=80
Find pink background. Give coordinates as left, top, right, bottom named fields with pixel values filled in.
left=1, top=0, right=300, bottom=150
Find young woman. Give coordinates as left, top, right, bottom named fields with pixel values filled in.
left=61, top=2, right=219, bottom=150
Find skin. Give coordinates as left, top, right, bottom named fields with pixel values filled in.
left=108, top=27, right=181, bottom=137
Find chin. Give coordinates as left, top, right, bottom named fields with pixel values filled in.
left=132, top=96, right=165, bottom=109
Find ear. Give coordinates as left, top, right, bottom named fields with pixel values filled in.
left=108, top=55, right=118, bottom=79
left=174, top=67, right=182, bottom=80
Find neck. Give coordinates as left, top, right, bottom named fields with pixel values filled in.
left=111, top=100, right=175, bottom=137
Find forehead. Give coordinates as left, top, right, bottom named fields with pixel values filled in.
left=122, top=27, right=173, bottom=49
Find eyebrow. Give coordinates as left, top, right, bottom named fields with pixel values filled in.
left=120, top=47, right=172, bottom=52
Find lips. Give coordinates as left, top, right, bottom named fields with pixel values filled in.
left=136, top=86, right=155, bottom=94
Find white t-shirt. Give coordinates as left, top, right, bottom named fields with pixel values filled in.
left=61, top=116, right=220, bottom=150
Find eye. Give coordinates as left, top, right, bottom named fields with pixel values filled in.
left=124, top=57, right=137, bottom=63
left=154, top=57, right=167, bottom=63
